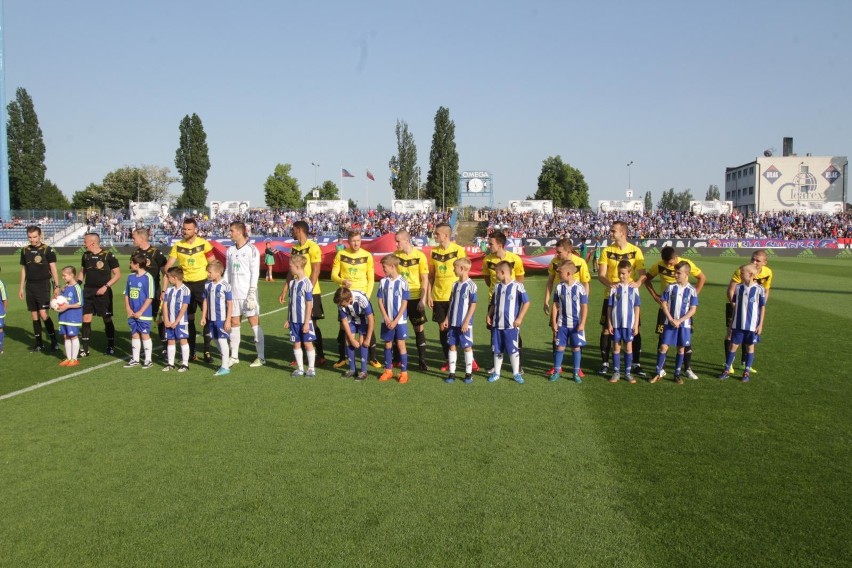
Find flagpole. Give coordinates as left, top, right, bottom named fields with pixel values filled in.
left=365, top=169, right=369, bottom=211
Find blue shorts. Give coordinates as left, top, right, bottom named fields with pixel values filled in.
left=613, top=327, right=635, bottom=344
left=59, top=324, right=80, bottom=337
left=730, top=329, right=760, bottom=346
left=346, top=322, right=370, bottom=338
left=380, top=322, right=409, bottom=342
left=661, top=326, right=692, bottom=348
left=128, top=318, right=152, bottom=336
left=165, top=322, right=189, bottom=341
left=491, top=327, right=520, bottom=354
left=447, top=326, right=474, bottom=349
left=208, top=320, right=229, bottom=340
left=555, top=326, right=587, bottom=349
left=290, top=321, right=317, bottom=344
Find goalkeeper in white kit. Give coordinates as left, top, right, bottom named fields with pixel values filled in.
left=224, top=222, right=266, bottom=367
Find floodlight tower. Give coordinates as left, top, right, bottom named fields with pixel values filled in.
left=0, top=1, right=10, bottom=222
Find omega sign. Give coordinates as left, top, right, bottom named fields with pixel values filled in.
left=461, top=171, right=491, bottom=193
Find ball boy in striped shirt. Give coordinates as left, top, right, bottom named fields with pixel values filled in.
left=649, top=261, right=699, bottom=385
left=720, top=263, right=766, bottom=383
left=607, top=260, right=641, bottom=384
left=550, top=260, right=588, bottom=384
left=377, top=255, right=410, bottom=384
left=441, top=257, right=477, bottom=384
left=486, top=261, right=530, bottom=385
left=201, top=260, right=234, bottom=377
left=285, top=254, right=317, bottom=378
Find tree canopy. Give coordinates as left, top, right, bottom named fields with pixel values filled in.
left=302, top=180, right=340, bottom=205
left=657, top=188, right=694, bottom=211
left=7, top=87, right=50, bottom=209
left=534, top=156, right=590, bottom=208
left=426, top=106, right=460, bottom=209
left=174, top=113, right=210, bottom=209
left=388, top=120, right=418, bottom=199
left=264, top=163, right=302, bottom=209
left=705, top=184, right=721, bottom=200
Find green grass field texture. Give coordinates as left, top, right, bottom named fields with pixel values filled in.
left=0, top=253, right=849, bottom=567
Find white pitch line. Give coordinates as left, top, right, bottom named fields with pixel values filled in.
left=0, top=290, right=335, bottom=402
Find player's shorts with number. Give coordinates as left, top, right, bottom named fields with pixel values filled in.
left=613, top=327, right=635, bottom=344
left=380, top=323, right=409, bottom=342
left=491, top=327, right=520, bottom=354
left=128, top=318, right=152, bottom=336
left=166, top=323, right=189, bottom=340
left=556, top=326, right=586, bottom=348
left=290, top=321, right=316, bottom=344
left=447, top=326, right=474, bottom=349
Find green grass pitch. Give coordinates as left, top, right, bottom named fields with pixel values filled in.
left=0, top=253, right=849, bottom=567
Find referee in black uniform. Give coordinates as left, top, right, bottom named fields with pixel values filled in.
left=131, top=227, right=168, bottom=351
left=79, top=233, right=122, bottom=356
left=18, top=225, right=60, bottom=352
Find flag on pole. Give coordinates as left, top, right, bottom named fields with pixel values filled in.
left=366, top=170, right=375, bottom=181
left=342, top=168, right=354, bottom=178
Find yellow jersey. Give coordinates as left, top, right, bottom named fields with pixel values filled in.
left=429, top=242, right=466, bottom=302
left=483, top=250, right=525, bottom=297
left=599, top=243, right=645, bottom=283
left=731, top=264, right=773, bottom=292
left=331, top=248, right=374, bottom=297
left=169, top=237, right=213, bottom=282
left=548, top=254, right=591, bottom=285
left=648, top=258, right=703, bottom=288
left=290, top=239, right=323, bottom=293
left=394, top=248, right=429, bottom=300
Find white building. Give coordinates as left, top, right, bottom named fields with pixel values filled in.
left=725, top=139, right=847, bottom=214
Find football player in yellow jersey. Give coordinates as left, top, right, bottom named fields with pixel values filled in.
left=428, top=223, right=468, bottom=366
left=281, top=221, right=326, bottom=364
left=725, top=249, right=773, bottom=371
left=644, top=246, right=706, bottom=380
left=163, top=218, right=216, bottom=362
left=331, top=230, right=380, bottom=367
left=394, top=230, right=430, bottom=369
left=597, top=221, right=647, bottom=377
left=543, top=238, right=591, bottom=377
left=483, top=231, right=525, bottom=373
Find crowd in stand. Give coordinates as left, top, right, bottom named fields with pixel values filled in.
left=486, top=209, right=852, bottom=240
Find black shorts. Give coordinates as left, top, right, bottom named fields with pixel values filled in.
left=407, top=297, right=427, bottom=327
left=311, top=295, right=325, bottom=320
left=83, top=287, right=114, bottom=317
left=185, top=280, right=207, bottom=316
left=431, top=301, right=450, bottom=324
left=26, top=280, right=52, bottom=312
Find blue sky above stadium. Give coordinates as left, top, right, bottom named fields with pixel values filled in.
left=5, top=0, right=850, bottom=209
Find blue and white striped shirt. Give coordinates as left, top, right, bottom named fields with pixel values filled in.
left=204, top=280, right=233, bottom=322
left=491, top=281, right=529, bottom=330
left=288, top=276, right=314, bottom=325
left=553, top=281, right=587, bottom=328
left=164, top=284, right=191, bottom=325
left=661, top=283, right=698, bottom=327
left=731, top=283, right=765, bottom=332
left=125, top=272, right=155, bottom=320
left=377, top=276, right=410, bottom=323
left=448, top=279, right=477, bottom=327
left=339, top=289, right=373, bottom=327
left=608, top=283, right=641, bottom=329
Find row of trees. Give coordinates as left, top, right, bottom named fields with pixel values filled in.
left=7, top=88, right=210, bottom=212
left=7, top=87, right=726, bottom=213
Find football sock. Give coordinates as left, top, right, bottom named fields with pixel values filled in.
left=656, top=352, right=667, bottom=373
left=346, top=345, right=356, bottom=371
left=218, top=338, right=230, bottom=369
left=252, top=325, right=265, bottom=360
left=675, top=353, right=684, bottom=375
left=104, top=316, right=115, bottom=347
left=493, top=353, right=504, bottom=376
left=400, top=353, right=408, bottom=371
left=188, top=320, right=197, bottom=356
left=439, top=329, right=450, bottom=359
left=625, top=352, right=634, bottom=372
left=415, top=329, right=427, bottom=363
left=306, top=348, right=316, bottom=370
left=44, top=318, right=57, bottom=344
left=64, top=338, right=72, bottom=359
left=448, top=350, right=458, bottom=374
left=70, top=337, right=80, bottom=360
left=131, top=337, right=141, bottom=362
left=167, top=343, right=176, bottom=366
left=158, top=321, right=166, bottom=344
left=81, top=322, right=91, bottom=353
left=510, top=351, right=520, bottom=376
left=744, top=352, right=755, bottom=372
left=724, top=351, right=736, bottom=370
left=313, top=324, right=324, bottom=359
left=142, top=338, right=153, bottom=364
left=294, top=348, right=304, bottom=371
left=230, top=328, right=241, bottom=359
left=359, top=345, right=369, bottom=372
left=464, top=350, right=473, bottom=374
left=33, top=319, right=43, bottom=344
left=600, top=332, right=611, bottom=364
left=202, top=323, right=212, bottom=354
left=180, top=343, right=190, bottom=366
left=572, top=349, right=582, bottom=373
left=338, top=330, right=347, bottom=361
left=724, top=339, right=731, bottom=359
left=553, top=349, right=565, bottom=373
left=632, top=333, right=642, bottom=361
left=385, top=347, right=393, bottom=370
left=683, top=347, right=693, bottom=370
left=613, top=352, right=621, bottom=372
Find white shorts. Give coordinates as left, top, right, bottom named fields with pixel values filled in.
left=231, top=296, right=260, bottom=318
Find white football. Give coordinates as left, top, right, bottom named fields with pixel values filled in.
left=50, top=296, right=68, bottom=311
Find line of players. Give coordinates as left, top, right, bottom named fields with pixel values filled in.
left=8, top=220, right=772, bottom=382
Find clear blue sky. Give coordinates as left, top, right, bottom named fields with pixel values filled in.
left=5, top=0, right=850, bottom=209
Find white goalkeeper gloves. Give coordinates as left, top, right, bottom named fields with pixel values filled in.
left=245, top=288, right=257, bottom=311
